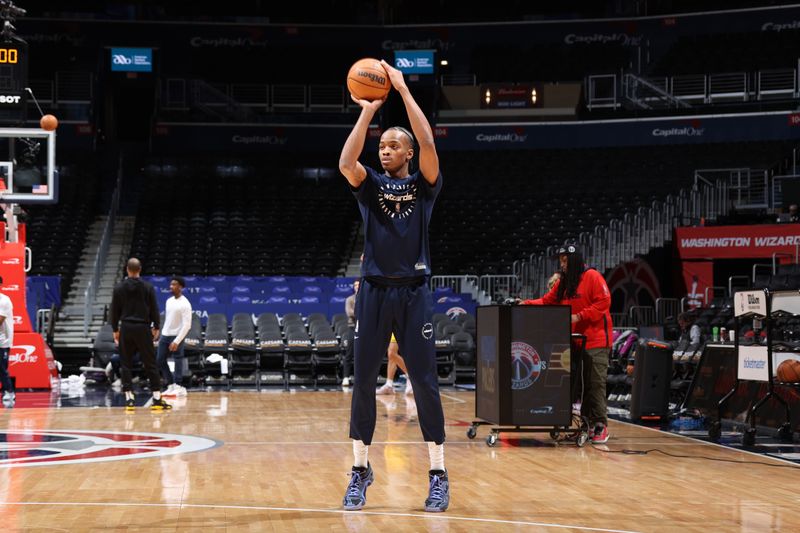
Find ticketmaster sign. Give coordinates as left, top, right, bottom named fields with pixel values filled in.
left=110, top=47, right=153, bottom=72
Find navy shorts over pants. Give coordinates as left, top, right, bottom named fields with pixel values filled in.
left=349, top=277, right=446, bottom=445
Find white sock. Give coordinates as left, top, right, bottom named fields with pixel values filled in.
left=125, top=391, right=134, bottom=401
left=353, top=440, right=369, bottom=468
left=428, top=442, right=445, bottom=471
left=384, top=379, right=393, bottom=387
left=153, top=391, right=161, bottom=400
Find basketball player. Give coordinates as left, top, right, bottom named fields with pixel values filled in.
left=339, top=59, right=448, bottom=512
left=376, top=334, right=414, bottom=396
left=521, top=245, right=612, bottom=443
left=0, top=276, right=15, bottom=405
left=110, top=258, right=171, bottom=411
left=158, top=275, right=192, bottom=397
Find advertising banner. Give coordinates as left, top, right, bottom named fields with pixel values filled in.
left=10, top=332, right=58, bottom=388
left=737, top=345, right=770, bottom=382
left=675, top=224, right=800, bottom=259
left=680, top=261, right=713, bottom=309
left=153, top=112, right=800, bottom=153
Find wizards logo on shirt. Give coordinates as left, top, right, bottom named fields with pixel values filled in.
left=377, top=180, right=417, bottom=219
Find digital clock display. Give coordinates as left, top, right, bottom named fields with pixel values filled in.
left=0, top=48, right=19, bottom=63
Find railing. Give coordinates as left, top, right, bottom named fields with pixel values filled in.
left=655, top=297, right=680, bottom=324
left=704, top=286, right=727, bottom=306
left=429, top=275, right=489, bottom=304
left=628, top=305, right=656, bottom=326
left=757, top=68, right=797, bottom=99
left=772, top=252, right=797, bottom=273
left=728, top=275, right=750, bottom=297
left=83, top=160, right=122, bottom=337
left=36, top=308, right=51, bottom=335
left=695, top=168, right=768, bottom=209
left=162, top=79, right=356, bottom=114
left=585, top=74, right=619, bottom=110
left=587, top=63, right=798, bottom=109
left=622, top=73, right=691, bottom=109
left=516, top=178, right=731, bottom=300
left=190, top=80, right=254, bottom=121
left=478, top=275, right=520, bottom=302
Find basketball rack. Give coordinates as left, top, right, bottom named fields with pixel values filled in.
left=708, top=288, right=794, bottom=445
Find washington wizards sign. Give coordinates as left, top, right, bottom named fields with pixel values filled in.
left=0, top=430, right=220, bottom=467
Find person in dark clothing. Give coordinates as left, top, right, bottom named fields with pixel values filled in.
left=110, top=258, right=171, bottom=411
left=341, top=279, right=360, bottom=387
left=339, top=59, right=448, bottom=513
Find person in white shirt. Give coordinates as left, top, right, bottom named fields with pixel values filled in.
left=0, top=277, right=14, bottom=404
left=157, top=276, right=193, bottom=397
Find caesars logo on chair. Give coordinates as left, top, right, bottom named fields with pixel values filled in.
left=1, top=284, right=20, bottom=293
left=1, top=257, right=19, bottom=265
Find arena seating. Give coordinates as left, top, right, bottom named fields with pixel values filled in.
left=23, top=167, right=99, bottom=301
left=431, top=141, right=796, bottom=275
left=129, top=160, right=359, bottom=277
left=127, top=142, right=795, bottom=280
left=150, top=292, right=476, bottom=388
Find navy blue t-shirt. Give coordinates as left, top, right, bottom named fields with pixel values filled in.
left=352, top=166, right=442, bottom=278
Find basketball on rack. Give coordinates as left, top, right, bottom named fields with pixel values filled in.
left=346, top=58, right=390, bottom=101
left=40, top=114, right=58, bottom=131
left=776, top=359, right=800, bottom=383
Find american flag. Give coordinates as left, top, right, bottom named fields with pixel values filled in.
left=32, top=184, right=48, bottom=194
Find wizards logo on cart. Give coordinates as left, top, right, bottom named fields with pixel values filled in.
left=511, top=341, right=546, bottom=390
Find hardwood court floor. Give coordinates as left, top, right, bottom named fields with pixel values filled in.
left=0, top=389, right=798, bottom=532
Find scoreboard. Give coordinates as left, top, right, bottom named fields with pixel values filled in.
left=0, top=40, right=27, bottom=125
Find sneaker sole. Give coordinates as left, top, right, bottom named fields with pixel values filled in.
left=342, top=475, right=373, bottom=511
left=150, top=406, right=172, bottom=411
left=591, top=437, right=609, bottom=444
left=125, top=407, right=135, bottom=411
left=424, top=503, right=449, bottom=512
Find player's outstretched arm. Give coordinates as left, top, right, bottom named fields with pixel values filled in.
left=339, top=95, right=385, bottom=188
left=380, top=60, right=439, bottom=185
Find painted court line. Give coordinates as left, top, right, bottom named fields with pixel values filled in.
left=1, top=501, right=642, bottom=532
left=223, top=440, right=478, bottom=445
left=440, top=392, right=468, bottom=404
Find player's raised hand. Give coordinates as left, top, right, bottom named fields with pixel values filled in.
left=380, top=60, right=408, bottom=92
left=350, top=93, right=385, bottom=112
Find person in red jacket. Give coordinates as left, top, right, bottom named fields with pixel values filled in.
left=522, top=244, right=612, bottom=444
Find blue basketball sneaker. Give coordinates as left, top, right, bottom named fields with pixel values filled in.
left=424, top=469, right=450, bottom=512
left=342, top=463, right=374, bottom=511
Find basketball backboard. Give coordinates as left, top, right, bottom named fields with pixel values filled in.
left=0, top=127, right=57, bottom=204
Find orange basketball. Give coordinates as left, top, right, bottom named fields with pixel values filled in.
left=347, top=58, right=390, bottom=101
left=40, top=114, right=58, bottom=131
left=777, top=359, right=800, bottom=383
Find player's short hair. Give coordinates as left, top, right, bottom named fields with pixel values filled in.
left=391, top=126, right=415, bottom=147
left=127, top=257, right=142, bottom=273
left=171, top=275, right=186, bottom=288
